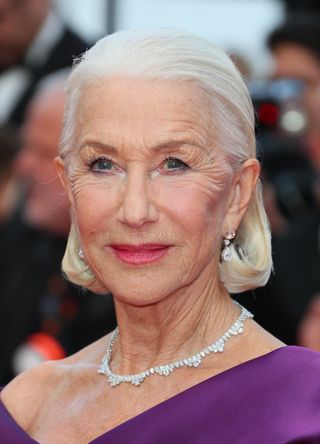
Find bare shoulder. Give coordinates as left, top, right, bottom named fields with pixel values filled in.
left=1, top=335, right=109, bottom=430
left=1, top=360, right=61, bottom=430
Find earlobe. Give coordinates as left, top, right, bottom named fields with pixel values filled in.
left=223, top=159, right=260, bottom=233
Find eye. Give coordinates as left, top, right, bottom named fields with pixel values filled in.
left=164, top=157, right=190, bottom=171
left=89, top=157, right=114, bottom=172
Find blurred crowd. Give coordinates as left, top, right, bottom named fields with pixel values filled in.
left=238, top=12, right=320, bottom=349
left=0, top=0, right=320, bottom=385
left=0, top=0, right=116, bottom=385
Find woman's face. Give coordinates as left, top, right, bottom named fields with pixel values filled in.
left=63, top=77, right=241, bottom=304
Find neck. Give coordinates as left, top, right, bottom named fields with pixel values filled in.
left=110, top=272, right=238, bottom=375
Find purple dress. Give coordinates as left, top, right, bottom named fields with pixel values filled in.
left=1, top=346, right=320, bottom=443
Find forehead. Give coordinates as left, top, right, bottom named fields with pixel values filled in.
left=76, top=76, right=215, bottom=150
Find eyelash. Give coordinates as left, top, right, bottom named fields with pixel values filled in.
left=85, top=156, right=113, bottom=171
left=84, top=155, right=190, bottom=173
left=164, top=156, right=190, bottom=171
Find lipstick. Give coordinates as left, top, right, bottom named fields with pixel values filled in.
left=109, top=244, right=170, bottom=265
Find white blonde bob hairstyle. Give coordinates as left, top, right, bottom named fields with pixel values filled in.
left=60, top=28, right=272, bottom=294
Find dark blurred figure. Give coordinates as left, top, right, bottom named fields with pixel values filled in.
left=0, top=125, right=21, bottom=223
left=298, top=293, right=320, bottom=351
left=268, top=14, right=320, bottom=170
left=283, top=0, right=320, bottom=16
left=14, top=74, right=70, bottom=236
left=0, top=0, right=88, bottom=127
left=0, top=75, right=116, bottom=384
left=239, top=14, right=320, bottom=346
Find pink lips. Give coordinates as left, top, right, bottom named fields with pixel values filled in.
left=109, top=243, right=170, bottom=265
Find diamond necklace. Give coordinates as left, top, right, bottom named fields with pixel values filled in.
left=98, top=302, right=253, bottom=387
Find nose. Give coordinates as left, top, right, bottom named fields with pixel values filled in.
left=117, top=168, right=158, bottom=228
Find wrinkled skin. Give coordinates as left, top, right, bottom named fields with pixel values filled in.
left=58, top=77, right=258, bottom=310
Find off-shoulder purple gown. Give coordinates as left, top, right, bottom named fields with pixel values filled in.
left=1, top=346, right=320, bottom=443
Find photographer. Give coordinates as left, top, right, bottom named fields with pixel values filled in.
left=268, top=14, right=320, bottom=171
left=239, top=15, right=320, bottom=347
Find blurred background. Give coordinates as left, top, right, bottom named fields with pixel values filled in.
left=0, top=0, right=320, bottom=384
left=55, top=0, right=283, bottom=76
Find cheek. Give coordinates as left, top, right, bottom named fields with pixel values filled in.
left=152, top=181, right=229, bottom=271
left=70, top=176, right=120, bottom=236
left=156, top=167, right=232, bottom=233
left=70, top=162, right=232, bottom=243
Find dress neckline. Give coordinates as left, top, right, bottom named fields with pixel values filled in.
left=0, top=345, right=298, bottom=443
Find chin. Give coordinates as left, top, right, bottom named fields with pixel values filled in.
left=101, top=271, right=178, bottom=308
left=113, top=294, right=162, bottom=308
left=112, top=282, right=167, bottom=306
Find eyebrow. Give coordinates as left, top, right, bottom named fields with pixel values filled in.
left=79, top=139, right=207, bottom=154
left=79, top=141, right=117, bottom=153
left=152, top=140, right=207, bottom=152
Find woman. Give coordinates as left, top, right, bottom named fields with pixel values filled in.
left=1, top=29, right=320, bottom=443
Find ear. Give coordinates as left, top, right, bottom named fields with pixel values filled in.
left=222, top=159, right=260, bottom=234
left=55, top=157, right=75, bottom=206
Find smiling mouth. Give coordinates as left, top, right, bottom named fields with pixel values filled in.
left=109, top=243, right=171, bottom=265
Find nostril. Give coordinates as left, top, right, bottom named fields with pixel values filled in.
left=118, top=180, right=158, bottom=227
left=122, top=198, right=150, bottom=226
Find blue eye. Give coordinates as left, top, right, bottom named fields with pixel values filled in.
left=90, top=157, right=113, bottom=172
left=165, top=157, right=189, bottom=171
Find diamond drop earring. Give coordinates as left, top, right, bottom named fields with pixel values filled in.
left=221, top=230, right=236, bottom=263
left=78, top=246, right=84, bottom=260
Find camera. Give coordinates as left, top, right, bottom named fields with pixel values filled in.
left=248, top=78, right=318, bottom=220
